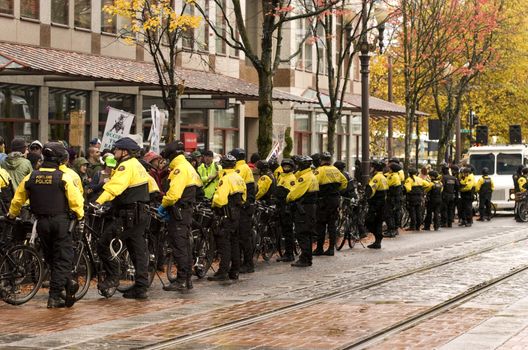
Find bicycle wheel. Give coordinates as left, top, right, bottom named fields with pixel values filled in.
left=491, top=203, right=497, bottom=218
left=0, top=245, right=43, bottom=305
left=166, top=249, right=178, bottom=283
left=193, top=229, right=214, bottom=279
left=116, top=249, right=136, bottom=292
left=66, top=248, right=92, bottom=301
left=518, top=201, right=528, bottom=222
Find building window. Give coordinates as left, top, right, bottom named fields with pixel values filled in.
left=336, top=115, right=349, bottom=160
left=195, top=0, right=208, bottom=51
left=101, top=0, right=116, bottom=33
left=294, top=111, right=311, bottom=155
left=74, top=0, right=91, bottom=29
left=182, top=109, right=209, bottom=151
left=0, top=0, right=13, bottom=15
left=98, top=93, right=135, bottom=140
left=0, top=84, right=39, bottom=143
left=21, top=0, right=39, bottom=19
left=315, top=113, right=328, bottom=153
left=48, top=89, right=89, bottom=147
left=215, top=0, right=226, bottom=55
left=213, top=107, right=238, bottom=154
left=316, top=23, right=327, bottom=75
left=51, top=0, right=69, bottom=25
left=182, top=4, right=194, bottom=49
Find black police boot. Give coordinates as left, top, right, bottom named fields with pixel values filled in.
left=367, top=242, right=381, bottom=249
left=163, top=280, right=187, bottom=292
left=186, top=276, right=193, bottom=290
left=312, top=247, right=324, bottom=256
left=123, top=287, right=148, bottom=300
left=277, top=254, right=295, bottom=262
left=228, top=271, right=239, bottom=280
left=208, top=272, right=229, bottom=281
left=64, top=280, right=79, bottom=308
left=291, top=260, right=312, bottom=267
left=240, top=265, right=255, bottom=274
left=97, top=276, right=119, bottom=291
left=47, top=296, right=65, bottom=309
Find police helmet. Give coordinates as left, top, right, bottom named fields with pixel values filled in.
left=481, top=167, right=489, bottom=176
left=268, top=157, right=279, bottom=171
left=281, top=158, right=295, bottom=172
left=451, top=164, right=460, bottom=174
left=114, top=137, right=140, bottom=152
left=462, top=167, right=471, bottom=174
left=389, top=157, right=400, bottom=164
left=229, top=148, right=246, bottom=161
left=522, top=167, right=528, bottom=175
left=256, top=160, right=270, bottom=172
left=389, top=163, right=401, bottom=172
left=42, top=142, right=66, bottom=164
left=321, top=151, right=332, bottom=162
left=311, top=153, right=321, bottom=167
left=429, top=170, right=439, bottom=179
left=292, top=155, right=302, bottom=165
left=220, top=154, right=237, bottom=169
left=371, top=159, right=384, bottom=172
left=161, top=140, right=185, bottom=161
left=333, top=160, right=346, bottom=171
left=408, top=168, right=418, bottom=176
left=297, top=155, right=313, bottom=170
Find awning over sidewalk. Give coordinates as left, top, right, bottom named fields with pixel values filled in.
left=304, top=89, right=429, bottom=118
left=0, top=41, right=313, bottom=104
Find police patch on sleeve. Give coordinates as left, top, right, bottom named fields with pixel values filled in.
left=298, top=177, right=304, bottom=182
left=118, top=166, right=125, bottom=171
left=314, top=170, right=319, bottom=175
left=235, top=169, right=240, bottom=173
left=173, top=169, right=180, bottom=175
left=290, top=181, right=296, bottom=186
left=219, top=180, right=223, bottom=186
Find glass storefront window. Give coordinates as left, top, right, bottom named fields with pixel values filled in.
left=51, top=0, right=69, bottom=25
left=48, top=89, right=89, bottom=147
left=21, top=0, right=39, bottom=19
left=213, top=107, right=238, bottom=154
left=294, top=111, right=311, bottom=155
left=0, top=85, right=38, bottom=142
left=182, top=109, right=209, bottom=151
left=98, top=93, right=135, bottom=139
left=0, top=0, right=13, bottom=15
left=74, top=0, right=91, bottom=29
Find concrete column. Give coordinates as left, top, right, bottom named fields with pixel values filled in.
left=174, top=97, right=181, bottom=139
left=135, top=93, right=143, bottom=138
left=238, top=103, right=245, bottom=149
left=90, top=90, right=99, bottom=140
left=347, top=115, right=354, bottom=173
left=38, top=86, right=49, bottom=142
left=310, top=109, right=316, bottom=154
left=208, top=109, right=215, bottom=150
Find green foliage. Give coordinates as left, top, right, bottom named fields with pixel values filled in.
left=283, top=127, right=293, bottom=158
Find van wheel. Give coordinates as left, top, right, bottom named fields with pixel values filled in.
left=518, top=201, right=528, bottom=222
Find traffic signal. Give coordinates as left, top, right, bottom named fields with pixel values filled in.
left=475, top=125, right=488, bottom=145
left=469, top=110, right=479, bottom=127
left=510, top=125, right=522, bottom=144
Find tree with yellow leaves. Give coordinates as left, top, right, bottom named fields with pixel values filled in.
left=103, top=0, right=201, bottom=142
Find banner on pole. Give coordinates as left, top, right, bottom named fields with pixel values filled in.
left=148, top=105, right=164, bottom=154
left=101, top=107, right=135, bottom=151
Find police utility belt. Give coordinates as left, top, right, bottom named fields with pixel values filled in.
left=115, top=203, right=144, bottom=229
left=168, top=201, right=193, bottom=221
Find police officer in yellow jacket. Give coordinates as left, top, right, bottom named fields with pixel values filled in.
left=0, top=167, right=13, bottom=214
left=287, top=156, right=319, bottom=267
left=275, top=158, right=297, bottom=262
left=385, top=162, right=403, bottom=237
left=365, top=160, right=388, bottom=249
left=208, top=155, right=247, bottom=281
left=255, top=160, right=276, bottom=204
left=476, top=167, right=494, bottom=221
left=9, top=142, right=84, bottom=308
left=404, top=168, right=425, bottom=231
left=230, top=148, right=256, bottom=273
left=158, top=141, right=202, bottom=292
left=458, top=167, right=475, bottom=227
left=423, top=171, right=443, bottom=231
left=313, top=152, right=347, bottom=256
left=95, top=137, right=150, bottom=299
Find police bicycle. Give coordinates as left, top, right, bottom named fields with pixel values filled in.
left=251, top=202, right=282, bottom=262
left=335, top=195, right=367, bottom=250
left=0, top=217, right=44, bottom=305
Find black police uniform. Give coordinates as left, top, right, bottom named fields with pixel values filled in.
left=441, top=173, right=458, bottom=227
left=424, top=180, right=443, bottom=230
left=9, top=143, right=84, bottom=308
left=477, top=175, right=493, bottom=220
left=275, top=167, right=296, bottom=261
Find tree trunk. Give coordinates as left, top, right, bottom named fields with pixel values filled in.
left=257, top=70, right=273, bottom=158
left=165, top=87, right=178, bottom=143
left=327, top=112, right=337, bottom=156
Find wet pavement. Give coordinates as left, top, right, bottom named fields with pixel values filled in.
left=3, top=217, right=528, bottom=349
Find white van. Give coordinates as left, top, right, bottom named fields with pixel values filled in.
left=468, top=144, right=528, bottom=210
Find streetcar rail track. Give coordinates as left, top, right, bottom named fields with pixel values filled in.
left=138, top=230, right=528, bottom=350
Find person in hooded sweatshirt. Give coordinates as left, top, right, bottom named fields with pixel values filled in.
left=1, top=138, right=32, bottom=192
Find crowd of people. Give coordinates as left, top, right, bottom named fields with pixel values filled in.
left=0, top=135, right=502, bottom=309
